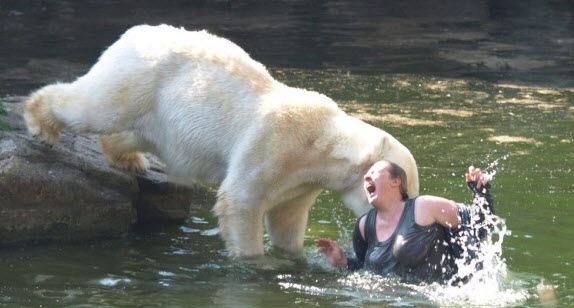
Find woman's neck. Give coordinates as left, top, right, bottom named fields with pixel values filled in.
left=374, top=198, right=406, bottom=241
left=376, top=197, right=405, bottom=218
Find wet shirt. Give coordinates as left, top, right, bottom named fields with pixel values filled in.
left=347, top=197, right=457, bottom=283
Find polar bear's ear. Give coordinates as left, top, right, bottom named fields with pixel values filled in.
left=356, top=135, right=386, bottom=169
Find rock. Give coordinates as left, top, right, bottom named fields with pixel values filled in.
left=0, top=96, right=212, bottom=245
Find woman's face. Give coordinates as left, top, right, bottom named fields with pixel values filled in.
left=363, top=161, right=394, bottom=205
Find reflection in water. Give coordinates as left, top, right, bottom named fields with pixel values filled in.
left=97, top=277, right=132, bottom=287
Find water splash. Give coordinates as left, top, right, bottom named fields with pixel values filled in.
left=482, top=153, right=510, bottom=177
left=425, top=158, right=528, bottom=305
left=337, top=237, right=530, bottom=306
left=416, top=217, right=529, bottom=307
left=334, top=157, right=530, bottom=306
left=336, top=215, right=529, bottom=306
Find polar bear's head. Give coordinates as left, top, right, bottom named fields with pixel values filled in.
left=331, top=116, right=420, bottom=217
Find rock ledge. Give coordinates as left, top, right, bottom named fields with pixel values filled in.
left=0, top=96, right=212, bottom=245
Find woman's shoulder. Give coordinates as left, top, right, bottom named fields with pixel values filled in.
left=414, top=195, right=459, bottom=227
left=358, top=208, right=375, bottom=227
left=414, top=195, right=452, bottom=206
left=357, top=208, right=377, bottom=241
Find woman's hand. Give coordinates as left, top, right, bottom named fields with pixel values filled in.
left=466, top=166, right=490, bottom=189
left=465, top=165, right=495, bottom=215
left=315, top=238, right=348, bottom=268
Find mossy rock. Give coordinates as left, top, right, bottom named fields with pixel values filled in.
left=0, top=100, right=9, bottom=130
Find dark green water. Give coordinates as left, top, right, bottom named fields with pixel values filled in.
left=1, top=1, right=573, bottom=307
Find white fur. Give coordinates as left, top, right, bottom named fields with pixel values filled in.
left=23, top=24, right=419, bottom=257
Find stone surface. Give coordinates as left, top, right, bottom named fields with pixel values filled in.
left=0, top=96, right=212, bottom=245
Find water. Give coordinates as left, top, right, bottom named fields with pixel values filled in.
left=1, top=1, right=573, bottom=307
left=0, top=194, right=523, bottom=307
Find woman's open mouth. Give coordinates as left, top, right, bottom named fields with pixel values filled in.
left=366, top=184, right=376, bottom=195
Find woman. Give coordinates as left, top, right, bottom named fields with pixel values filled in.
left=315, top=161, right=495, bottom=284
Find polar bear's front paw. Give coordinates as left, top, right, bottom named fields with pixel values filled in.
left=106, top=152, right=150, bottom=174
left=23, top=110, right=61, bottom=146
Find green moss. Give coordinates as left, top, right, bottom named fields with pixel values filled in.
left=0, top=99, right=9, bottom=131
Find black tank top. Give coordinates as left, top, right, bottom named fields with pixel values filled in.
left=363, top=198, right=457, bottom=283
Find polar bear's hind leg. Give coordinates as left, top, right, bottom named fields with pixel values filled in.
left=100, top=132, right=150, bottom=173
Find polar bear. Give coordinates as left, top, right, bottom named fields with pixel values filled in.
left=23, top=24, right=419, bottom=257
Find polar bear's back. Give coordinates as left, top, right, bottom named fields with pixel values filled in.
left=75, top=24, right=276, bottom=113
left=100, top=24, right=275, bottom=93
left=65, top=25, right=281, bottom=184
